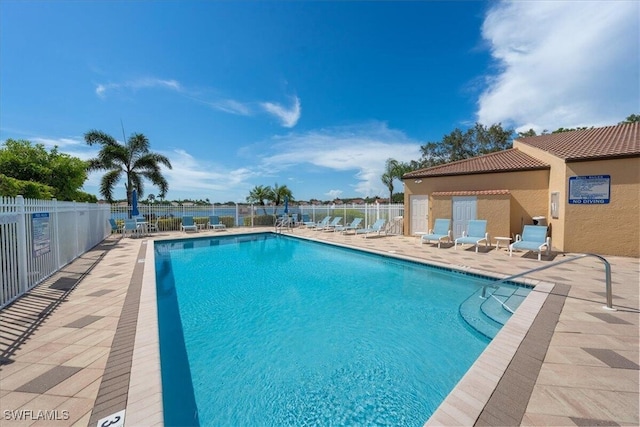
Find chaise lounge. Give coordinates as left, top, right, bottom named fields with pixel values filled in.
left=208, top=215, right=226, bottom=231
left=421, top=218, right=451, bottom=248
left=355, top=218, right=387, bottom=238
left=509, top=225, right=550, bottom=261
left=181, top=215, right=198, bottom=233
left=334, top=217, right=363, bottom=234
left=454, top=220, right=489, bottom=252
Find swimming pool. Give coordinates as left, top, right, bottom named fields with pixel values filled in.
left=154, top=233, right=524, bottom=426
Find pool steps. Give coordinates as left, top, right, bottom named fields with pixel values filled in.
left=459, top=285, right=531, bottom=339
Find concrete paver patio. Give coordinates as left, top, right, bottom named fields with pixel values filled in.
left=1, top=226, right=638, bottom=426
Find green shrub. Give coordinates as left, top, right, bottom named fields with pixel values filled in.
left=244, top=214, right=275, bottom=226
left=0, top=174, right=55, bottom=198
left=219, top=216, right=234, bottom=228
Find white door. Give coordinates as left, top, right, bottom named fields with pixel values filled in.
left=410, top=195, right=429, bottom=234
left=452, top=196, right=477, bottom=238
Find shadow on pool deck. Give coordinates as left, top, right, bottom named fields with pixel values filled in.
left=0, top=235, right=121, bottom=367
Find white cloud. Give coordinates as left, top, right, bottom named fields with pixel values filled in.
left=206, top=99, right=252, bottom=116
left=160, top=149, right=257, bottom=201
left=258, top=122, right=421, bottom=197
left=95, top=77, right=182, bottom=98
left=477, top=0, right=639, bottom=133
left=326, top=189, right=343, bottom=199
left=32, top=136, right=84, bottom=150
left=94, top=76, right=300, bottom=126
left=260, top=96, right=301, bottom=128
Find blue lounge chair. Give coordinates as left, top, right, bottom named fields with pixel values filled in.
left=355, top=218, right=387, bottom=238
left=306, top=216, right=331, bottom=229
left=123, top=219, right=140, bottom=238
left=208, top=215, right=226, bottom=231
left=454, top=220, right=489, bottom=252
left=509, top=225, right=550, bottom=261
left=109, top=218, right=122, bottom=234
left=334, top=217, right=363, bottom=234
left=181, top=215, right=198, bottom=233
left=421, top=219, right=451, bottom=248
left=320, top=216, right=343, bottom=231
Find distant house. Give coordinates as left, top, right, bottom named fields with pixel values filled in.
left=402, top=122, right=640, bottom=257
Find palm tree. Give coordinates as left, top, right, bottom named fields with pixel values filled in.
left=246, top=185, right=271, bottom=215
left=267, top=183, right=293, bottom=214
left=84, top=130, right=172, bottom=214
left=381, top=158, right=400, bottom=202
left=381, top=158, right=411, bottom=203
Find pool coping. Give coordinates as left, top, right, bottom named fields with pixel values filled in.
left=124, top=231, right=559, bottom=426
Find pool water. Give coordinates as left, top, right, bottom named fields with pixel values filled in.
left=155, top=233, right=504, bottom=426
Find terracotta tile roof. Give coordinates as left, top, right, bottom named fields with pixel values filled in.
left=516, top=122, right=640, bottom=161
left=403, top=148, right=549, bottom=179
left=432, top=190, right=511, bottom=196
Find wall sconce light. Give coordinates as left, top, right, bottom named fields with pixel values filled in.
left=414, top=179, right=423, bottom=184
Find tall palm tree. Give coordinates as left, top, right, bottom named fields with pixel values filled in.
left=246, top=185, right=271, bottom=215
left=267, top=183, right=293, bottom=214
left=381, top=158, right=410, bottom=203
left=381, top=158, right=400, bottom=202
left=84, top=130, right=172, bottom=213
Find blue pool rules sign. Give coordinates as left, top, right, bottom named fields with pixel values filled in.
left=568, top=175, right=611, bottom=204
left=32, top=212, right=51, bottom=256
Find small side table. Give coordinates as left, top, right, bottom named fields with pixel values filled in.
left=494, top=236, right=512, bottom=250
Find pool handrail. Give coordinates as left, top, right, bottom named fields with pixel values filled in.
left=483, top=253, right=614, bottom=311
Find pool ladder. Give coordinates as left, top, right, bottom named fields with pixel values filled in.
left=274, top=216, right=294, bottom=234
left=481, top=253, right=615, bottom=311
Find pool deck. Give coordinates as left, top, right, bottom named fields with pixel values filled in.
left=0, top=227, right=638, bottom=426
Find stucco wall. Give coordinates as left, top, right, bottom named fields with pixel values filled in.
left=430, top=195, right=452, bottom=229
left=404, top=169, right=548, bottom=241
left=563, top=158, right=640, bottom=257
left=514, top=141, right=640, bottom=257
left=477, top=195, right=511, bottom=240
left=514, top=141, right=569, bottom=251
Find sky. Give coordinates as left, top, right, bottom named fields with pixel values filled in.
left=1, top=1, right=638, bottom=203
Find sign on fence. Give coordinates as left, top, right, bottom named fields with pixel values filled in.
left=32, top=212, right=51, bottom=257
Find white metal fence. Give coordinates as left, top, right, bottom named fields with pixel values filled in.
left=0, top=196, right=110, bottom=309
left=111, top=203, right=404, bottom=232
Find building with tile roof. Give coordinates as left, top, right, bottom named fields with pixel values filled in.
left=403, top=122, right=640, bottom=257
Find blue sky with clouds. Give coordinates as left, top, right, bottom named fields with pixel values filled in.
left=1, top=1, right=638, bottom=203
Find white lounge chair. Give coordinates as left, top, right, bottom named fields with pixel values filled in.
left=454, top=220, right=489, bottom=252
left=509, top=225, right=550, bottom=261
left=181, top=215, right=198, bottom=233
left=355, top=218, right=387, bottom=238
left=421, top=218, right=451, bottom=248
left=146, top=219, right=159, bottom=233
